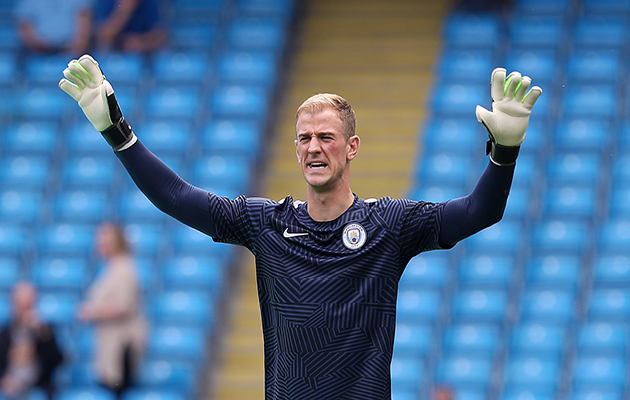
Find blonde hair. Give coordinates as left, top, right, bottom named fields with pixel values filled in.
left=296, top=93, right=356, bottom=139
left=101, top=222, right=131, bottom=255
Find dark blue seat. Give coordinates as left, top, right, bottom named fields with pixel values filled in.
left=546, top=152, right=601, bottom=185
left=191, top=155, right=251, bottom=192
left=92, top=52, right=144, bottom=86
left=55, top=387, right=116, bottom=400
left=36, top=292, right=78, bottom=325
left=0, top=257, right=19, bottom=291
left=67, top=122, right=112, bottom=155
left=227, top=17, right=286, bottom=52
left=509, top=16, right=564, bottom=48
left=169, top=23, right=217, bottom=50
left=574, top=18, right=628, bottom=48
left=504, top=50, right=557, bottom=86
left=117, top=189, right=166, bottom=223
left=25, top=54, right=74, bottom=84
left=422, top=117, right=482, bottom=154
left=123, top=223, right=164, bottom=255
left=416, top=152, right=473, bottom=187
left=135, top=121, right=191, bottom=155
left=390, top=356, right=423, bottom=393
left=16, top=88, right=71, bottom=119
left=570, top=388, right=622, bottom=400
left=465, top=220, right=522, bottom=255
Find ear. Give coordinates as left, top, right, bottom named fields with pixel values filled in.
left=295, top=139, right=300, bottom=163
left=346, top=135, right=360, bottom=161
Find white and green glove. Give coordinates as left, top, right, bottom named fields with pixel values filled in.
left=59, top=54, right=136, bottom=151
left=476, top=67, right=542, bottom=166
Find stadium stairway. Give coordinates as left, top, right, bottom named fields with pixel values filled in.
left=211, top=0, right=447, bottom=399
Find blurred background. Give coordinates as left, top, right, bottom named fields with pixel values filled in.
left=0, top=0, right=629, bottom=399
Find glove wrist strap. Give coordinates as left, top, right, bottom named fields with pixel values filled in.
left=101, top=116, right=134, bottom=151
left=486, top=136, right=520, bottom=166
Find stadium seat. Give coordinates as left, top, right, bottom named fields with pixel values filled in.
left=611, top=154, right=630, bottom=185
left=464, top=220, right=521, bottom=254
left=151, top=290, right=213, bottom=327
left=504, top=355, right=560, bottom=390
left=36, top=292, right=78, bottom=325
left=531, top=219, right=588, bottom=252
left=587, top=288, right=630, bottom=320
left=390, top=356, right=423, bottom=393
left=511, top=153, right=539, bottom=189
left=218, top=51, right=277, bottom=86
left=583, top=0, right=630, bottom=13
left=168, top=23, right=217, bottom=50
left=16, top=88, right=71, bottom=119
left=201, top=119, right=262, bottom=158
left=0, top=292, right=8, bottom=325
left=570, top=388, right=623, bottom=400
left=135, top=121, right=191, bottom=155
left=191, top=155, right=252, bottom=192
left=162, top=255, right=223, bottom=294
left=147, top=325, right=206, bottom=363
left=38, top=223, right=95, bottom=255
left=54, top=190, right=110, bottom=222
left=452, top=289, right=507, bottom=321
left=436, top=354, right=493, bottom=387
left=430, top=83, right=487, bottom=116
left=567, top=50, right=621, bottom=83
left=67, top=122, right=112, bottom=155
left=31, top=257, right=86, bottom=292
left=0, top=189, right=42, bottom=223
left=421, top=117, right=483, bottom=154
left=123, top=223, right=164, bottom=255
left=415, top=152, right=473, bottom=187
left=400, top=252, right=450, bottom=289
left=117, top=189, right=166, bottom=222
left=513, top=0, right=570, bottom=14
left=0, top=155, right=50, bottom=189
left=442, top=323, right=500, bottom=355
left=561, top=84, right=617, bottom=118
left=0, top=257, right=19, bottom=291
left=573, top=18, right=628, bottom=49
left=237, top=0, right=295, bottom=18
left=508, top=16, right=564, bottom=48
left=592, top=252, right=630, bottom=286
left=541, top=184, right=597, bottom=219
left=503, top=186, right=531, bottom=220
left=137, top=359, right=197, bottom=393
left=503, top=50, right=557, bottom=86
left=61, top=156, right=116, bottom=188
left=92, top=52, right=144, bottom=86
left=152, top=50, right=210, bottom=84
left=0, top=224, right=29, bottom=256
left=546, top=152, right=601, bottom=185
left=520, top=288, right=575, bottom=323
left=3, top=121, right=58, bottom=154
left=171, top=0, right=224, bottom=17
left=407, top=183, right=467, bottom=203
left=437, top=49, right=494, bottom=83
left=397, top=289, right=441, bottom=322
left=210, top=85, right=269, bottom=120
left=145, top=86, right=201, bottom=119
left=510, top=322, right=566, bottom=356
left=598, top=218, right=630, bottom=251
left=526, top=255, right=581, bottom=289
left=501, top=387, right=556, bottom=400
left=0, top=51, right=16, bottom=87
left=553, top=118, right=610, bottom=152
left=577, top=322, right=628, bottom=354
left=24, top=53, right=74, bottom=84
left=122, top=389, right=186, bottom=400
left=393, top=323, right=433, bottom=357
left=443, top=13, right=500, bottom=48
left=572, top=354, right=626, bottom=388
left=609, top=183, right=630, bottom=217
left=227, top=17, right=286, bottom=51
left=69, top=362, right=98, bottom=386
left=458, top=254, right=513, bottom=288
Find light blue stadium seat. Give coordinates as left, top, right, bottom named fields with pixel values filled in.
left=553, top=118, right=610, bottom=151
left=407, top=183, right=467, bottom=203
left=562, top=84, right=617, bottom=118
left=400, top=252, right=449, bottom=289
left=592, top=253, right=630, bottom=285
left=31, top=257, right=86, bottom=291
left=227, top=17, right=286, bottom=51
left=458, top=254, right=513, bottom=287
left=452, top=289, right=507, bottom=321
left=70, top=362, right=98, bottom=386
left=218, top=51, right=277, bottom=86
left=531, top=219, right=588, bottom=252
left=612, top=154, right=630, bottom=185
left=210, top=85, right=269, bottom=119
left=201, top=119, right=262, bottom=157
left=151, top=290, right=213, bottom=326
left=513, top=0, right=570, bottom=14
left=0, top=189, right=42, bottom=223
left=437, top=49, right=494, bottom=82
left=437, top=354, right=493, bottom=387
left=122, top=389, right=185, bottom=400
left=393, top=323, right=433, bottom=357
left=0, top=224, right=29, bottom=256
left=567, top=50, right=621, bottom=82
left=137, top=360, right=197, bottom=393
left=0, top=293, right=8, bottom=325
left=146, top=86, right=201, bottom=119
left=16, top=88, right=71, bottom=119
left=583, top=0, right=630, bottom=13
left=504, top=355, right=560, bottom=390
left=170, top=225, right=218, bottom=254
left=172, top=0, right=224, bottom=16
left=152, top=50, right=210, bottom=84
left=62, top=156, right=116, bottom=187
left=38, top=223, right=94, bottom=255
left=599, top=219, right=630, bottom=251
left=135, top=121, right=191, bottom=154
left=510, top=322, right=566, bottom=356
left=390, top=356, right=422, bottom=393
left=67, top=122, right=111, bottom=155
left=542, top=184, right=597, bottom=218
left=570, top=388, right=623, bottom=400
left=509, top=16, right=564, bottom=48
left=587, top=288, right=630, bottom=320
left=92, top=52, right=144, bottom=85
left=0, top=258, right=19, bottom=291
left=443, top=14, right=500, bottom=48
left=416, top=152, right=472, bottom=187
left=0, top=155, right=49, bottom=189
left=0, top=88, right=15, bottom=119
left=56, top=387, right=116, bottom=400
left=501, top=387, right=556, bottom=400
left=574, top=18, right=628, bottom=48
left=430, top=83, right=486, bottom=116
left=147, top=325, right=206, bottom=362
left=546, top=152, right=601, bottom=185
left=504, top=50, right=557, bottom=86
left=422, top=117, right=482, bottom=154
left=517, top=119, right=547, bottom=155
left=390, top=389, right=418, bottom=400
left=36, top=292, right=78, bottom=325
left=503, top=186, right=531, bottom=220
left=520, top=288, right=575, bottom=323
left=397, top=289, right=441, bottom=323
left=237, top=0, right=295, bottom=17
left=162, top=255, right=223, bottom=293
left=609, top=184, right=630, bottom=217
left=123, top=223, right=164, bottom=255
left=192, top=155, right=251, bottom=192
left=24, top=54, right=73, bottom=84
left=54, top=190, right=110, bottom=222
left=577, top=322, right=628, bottom=354
left=3, top=121, right=58, bottom=154
left=0, top=51, right=16, bottom=86
left=572, top=354, right=626, bottom=388
left=77, top=326, right=95, bottom=359
left=511, top=153, right=539, bottom=189
left=464, top=220, right=521, bottom=254
left=526, top=255, right=580, bottom=289
left=169, top=23, right=217, bottom=50
left=117, top=189, right=166, bottom=222
left=443, top=323, right=500, bottom=355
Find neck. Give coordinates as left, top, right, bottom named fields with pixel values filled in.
left=306, top=184, right=355, bottom=222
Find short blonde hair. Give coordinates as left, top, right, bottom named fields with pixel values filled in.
left=296, top=93, right=356, bottom=139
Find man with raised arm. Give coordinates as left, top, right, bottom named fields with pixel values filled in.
left=59, top=55, right=541, bottom=399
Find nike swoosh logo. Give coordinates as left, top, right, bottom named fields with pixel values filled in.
left=283, top=228, right=309, bottom=238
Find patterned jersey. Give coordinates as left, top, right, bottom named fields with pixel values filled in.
left=208, top=193, right=445, bottom=399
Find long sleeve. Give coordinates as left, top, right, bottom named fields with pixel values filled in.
left=438, top=161, right=516, bottom=248
left=115, top=140, right=217, bottom=237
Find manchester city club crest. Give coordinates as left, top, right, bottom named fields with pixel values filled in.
left=342, top=223, right=367, bottom=250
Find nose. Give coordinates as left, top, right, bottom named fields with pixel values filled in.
left=308, top=137, right=321, bottom=154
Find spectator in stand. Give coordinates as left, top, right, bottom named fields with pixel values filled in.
left=95, top=0, right=166, bottom=52
left=14, top=0, right=93, bottom=54
left=77, top=222, right=147, bottom=398
left=0, top=282, right=64, bottom=400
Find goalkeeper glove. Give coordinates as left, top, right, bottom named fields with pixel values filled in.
left=58, top=54, right=136, bottom=151
left=475, top=67, right=542, bottom=166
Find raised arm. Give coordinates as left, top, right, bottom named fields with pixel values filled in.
left=439, top=67, right=542, bottom=248
left=58, top=54, right=216, bottom=236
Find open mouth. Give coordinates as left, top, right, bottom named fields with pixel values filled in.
left=308, top=162, right=327, bottom=169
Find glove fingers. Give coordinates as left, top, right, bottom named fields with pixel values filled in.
left=504, top=71, right=522, bottom=99
left=77, top=54, right=103, bottom=87
left=58, top=78, right=82, bottom=102
left=490, top=67, right=507, bottom=102
left=475, top=105, right=497, bottom=134
left=522, top=86, right=543, bottom=110
left=62, top=67, right=86, bottom=91
left=514, top=76, right=532, bottom=102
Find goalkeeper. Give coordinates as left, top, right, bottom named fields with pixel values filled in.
left=59, top=55, right=540, bottom=399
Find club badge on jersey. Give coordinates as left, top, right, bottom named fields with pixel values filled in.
left=342, top=223, right=367, bottom=250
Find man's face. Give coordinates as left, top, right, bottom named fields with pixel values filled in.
left=295, top=108, right=358, bottom=192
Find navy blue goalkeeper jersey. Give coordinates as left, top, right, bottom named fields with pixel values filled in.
left=208, top=193, right=444, bottom=399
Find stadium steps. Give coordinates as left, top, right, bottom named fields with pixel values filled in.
left=212, top=0, right=447, bottom=399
